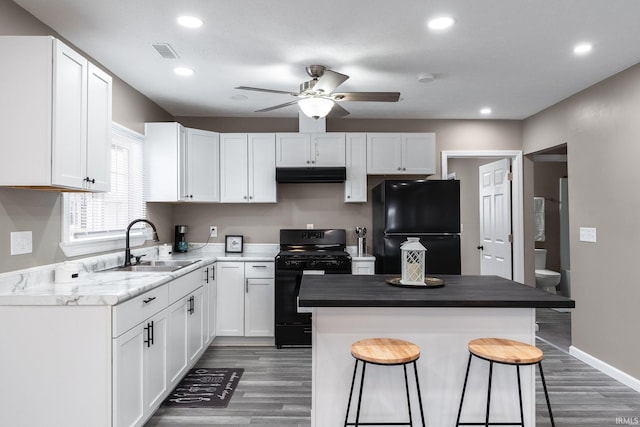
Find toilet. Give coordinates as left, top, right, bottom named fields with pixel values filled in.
left=534, top=249, right=561, bottom=294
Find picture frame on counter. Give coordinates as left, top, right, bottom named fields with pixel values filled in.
left=225, top=235, right=244, bottom=253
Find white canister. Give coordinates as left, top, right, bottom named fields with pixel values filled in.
left=158, top=244, right=172, bottom=259
left=55, top=262, right=80, bottom=284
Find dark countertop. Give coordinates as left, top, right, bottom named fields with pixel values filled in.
left=299, top=274, right=575, bottom=308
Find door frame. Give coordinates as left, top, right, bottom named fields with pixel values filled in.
left=441, top=150, right=524, bottom=283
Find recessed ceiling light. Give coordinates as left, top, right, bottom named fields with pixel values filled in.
left=174, top=67, right=194, bottom=76
left=573, top=42, right=592, bottom=55
left=177, top=15, right=203, bottom=28
left=428, top=16, right=455, bottom=30
left=480, top=107, right=492, bottom=115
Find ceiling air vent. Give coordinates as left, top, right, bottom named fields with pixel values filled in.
left=152, top=43, right=179, bottom=59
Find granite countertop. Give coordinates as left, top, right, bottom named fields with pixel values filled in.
left=0, top=245, right=278, bottom=307
left=299, top=274, right=575, bottom=309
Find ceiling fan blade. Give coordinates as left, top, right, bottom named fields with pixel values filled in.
left=235, top=86, right=299, bottom=96
left=332, top=92, right=401, bottom=102
left=327, top=103, right=350, bottom=118
left=254, top=100, right=300, bottom=113
left=313, top=70, right=349, bottom=94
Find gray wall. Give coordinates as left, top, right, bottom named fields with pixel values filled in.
left=0, top=0, right=172, bottom=273
left=523, top=62, right=640, bottom=379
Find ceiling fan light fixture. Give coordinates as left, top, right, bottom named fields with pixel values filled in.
left=299, top=97, right=334, bottom=119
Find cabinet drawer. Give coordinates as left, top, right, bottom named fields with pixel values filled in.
left=245, top=262, right=274, bottom=278
left=168, top=270, right=201, bottom=304
left=112, top=285, right=169, bottom=337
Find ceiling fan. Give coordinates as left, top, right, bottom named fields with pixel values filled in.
left=235, top=65, right=401, bottom=119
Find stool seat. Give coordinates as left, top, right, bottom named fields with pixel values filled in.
left=351, top=337, right=421, bottom=365
left=468, top=338, right=543, bottom=365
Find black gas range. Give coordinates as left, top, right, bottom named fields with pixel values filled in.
left=275, top=229, right=352, bottom=348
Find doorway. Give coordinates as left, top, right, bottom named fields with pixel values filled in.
left=531, top=144, right=571, bottom=351
left=441, top=150, right=524, bottom=283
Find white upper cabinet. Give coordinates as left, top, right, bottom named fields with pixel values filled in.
left=184, top=128, right=220, bottom=202
left=344, top=133, right=367, bottom=202
left=366, top=133, right=435, bottom=175
left=220, top=133, right=276, bottom=203
left=276, top=133, right=346, bottom=167
left=0, top=36, right=112, bottom=192
left=145, top=123, right=220, bottom=202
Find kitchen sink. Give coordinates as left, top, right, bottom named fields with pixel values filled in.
left=111, top=259, right=200, bottom=272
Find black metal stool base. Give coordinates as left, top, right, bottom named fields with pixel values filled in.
left=344, top=359, right=426, bottom=427
left=455, top=353, right=555, bottom=427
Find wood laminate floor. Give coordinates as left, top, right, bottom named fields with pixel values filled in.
left=147, top=338, right=640, bottom=426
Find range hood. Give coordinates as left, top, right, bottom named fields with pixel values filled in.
left=276, top=167, right=346, bottom=183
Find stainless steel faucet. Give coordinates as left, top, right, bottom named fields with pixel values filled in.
left=124, top=219, right=159, bottom=267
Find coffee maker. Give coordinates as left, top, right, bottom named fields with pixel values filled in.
left=174, top=225, right=189, bottom=252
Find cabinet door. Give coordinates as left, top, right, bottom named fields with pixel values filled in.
left=144, top=310, right=168, bottom=415
left=275, top=133, right=311, bottom=166
left=245, top=277, right=275, bottom=337
left=167, top=297, right=188, bottom=388
left=248, top=133, right=277, bottom=202
left=113, top=324, right=144, bottom=427
left=86, top=63, right=112, bottom=192
left=344, top=133, right=367, bottom=202
left=145, top=122, right=182, bottom=202
left=187, top=287, right=204, bottom=363
left=185, top=128, right=220, bottom=202
left=366, top=133, right=402, bottom=174
left=312, top=133, right=346, bottom=166
left=220, top=133, right=249, bottom=202
left=402, top=133, right=436, bottom=174
left=216, top=262, right=245, bottom=336
left=206, top=264, right=217, bottom=342
left=52, top=39, right=88, bottom=189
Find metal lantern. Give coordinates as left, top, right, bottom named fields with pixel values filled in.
left=401, top=237, right=426, bottom=285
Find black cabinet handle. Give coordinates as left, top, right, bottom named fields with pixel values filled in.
left=143, top=296, right=156, bottom=304
left=204, top=267, right=209, bottom=283
left=143, top=322, right=151, bottom=347
left=477, top=245, right=484, bottom=250
left=85, top=177, right=95, bottom=184
left=211, top=266, right=215, bottom=281
left=188, top=295, right=195, bottom=314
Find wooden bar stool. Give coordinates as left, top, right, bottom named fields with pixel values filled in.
left=344, top=338, right=426, bottom=427
left=455, top=338, right=555, bottom=427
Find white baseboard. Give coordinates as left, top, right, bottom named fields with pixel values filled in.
left=211, top=336, right=275, bottom=347
left=570, top=345, right=640, bottom=392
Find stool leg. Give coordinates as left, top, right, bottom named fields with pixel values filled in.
left=344, top=359, right=359, bottom=427
left=538, top=362, right=556, bottom=427
left=516, top=365, right=524, bottom=426
left=485, top=361, right=493, bottom=427
left=412, top=361, right=426, bottom=427
left=403, top=364, right=413, bottom=426
left=455, top=353, right=473, bottom=426
left=354, top=361, right=367, bottom=427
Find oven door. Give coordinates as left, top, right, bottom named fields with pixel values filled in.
left=275, top=268, right=312, bottom=325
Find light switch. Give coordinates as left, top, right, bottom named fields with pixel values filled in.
left=10, top=231, right=33, bottom=255
left=579, top=227, right=597, bottom=242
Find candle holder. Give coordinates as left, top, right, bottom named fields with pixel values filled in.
left=401, top=237, right=426, bottom=285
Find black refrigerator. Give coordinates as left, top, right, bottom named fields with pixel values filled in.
left=372, top=179, right=461, bottom=275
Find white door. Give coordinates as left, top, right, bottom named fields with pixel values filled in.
left=479, top=158, right=512, bottom=279
left=248, top=133, right=277, bottom=202
left=244, top=278, right=275, bottom=337
left=144, top=310, right=168, bottom=414
left=220, top=133, right=249, bottom=202
left=113, top=325, right=144, bottom=427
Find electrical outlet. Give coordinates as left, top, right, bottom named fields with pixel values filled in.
left=10, top=231, right=33, bottom=255
left=209, top=226, right=217, bottom=237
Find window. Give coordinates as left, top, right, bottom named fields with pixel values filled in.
left=60, top=123, right=148, bottom=256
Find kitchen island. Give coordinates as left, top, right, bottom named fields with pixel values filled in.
left=299, top=274, right=574, bottom=427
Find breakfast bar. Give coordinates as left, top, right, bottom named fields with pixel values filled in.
left=298, top=274, right=575, bottom=427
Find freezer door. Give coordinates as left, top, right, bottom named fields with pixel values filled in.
left=376, top=234, right=461, bottom=275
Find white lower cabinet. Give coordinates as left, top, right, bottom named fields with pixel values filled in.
left=113, top=308, right=168, bottom=427
left=216, top=261, right=275, bottom=337
left=352, top=259, right=375, bottom=275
